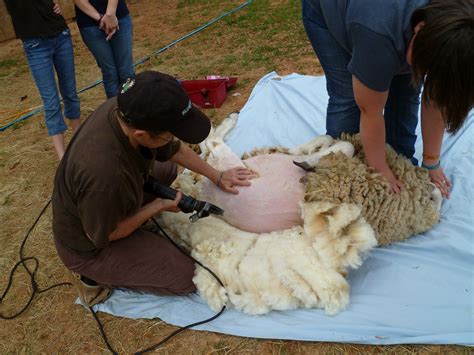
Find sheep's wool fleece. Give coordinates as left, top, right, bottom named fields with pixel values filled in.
left=303, top=134, right=440, bottom=245
left=160, top=200, right=376, bottom=315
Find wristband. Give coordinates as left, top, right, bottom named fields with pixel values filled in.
left=422, top=160, right=441, bottom=170
left=97, top=13, right=104, bottom=23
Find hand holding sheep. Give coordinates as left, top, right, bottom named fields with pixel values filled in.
left=427, top=165, right=451, bottom=198
left=215, top=167, right=257, bottom=194
left=378, top=164, right=403, bottom=195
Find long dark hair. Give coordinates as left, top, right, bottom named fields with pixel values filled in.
left=411, top=0, right=474, bottom=133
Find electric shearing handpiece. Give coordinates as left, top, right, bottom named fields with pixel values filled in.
left=143, top=176, right=224, bottom=222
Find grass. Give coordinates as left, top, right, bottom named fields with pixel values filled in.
left=153, top=0, right=314, bottom=78
left=0, top=0, right=469, bottom=354
left=0, top=58, right=18, bottom=69
left=0, top=57, right=28, bottom=78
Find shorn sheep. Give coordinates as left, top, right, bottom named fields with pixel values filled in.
left=159, top=114, right=442, bottom=315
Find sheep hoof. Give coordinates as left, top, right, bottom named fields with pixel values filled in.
left=429, top=183, right=443, bottom=212
left=293, top=160, right=314, bottom=171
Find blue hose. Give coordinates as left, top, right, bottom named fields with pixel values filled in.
left=0, top=0, right=253, bottom=133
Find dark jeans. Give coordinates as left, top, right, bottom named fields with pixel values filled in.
left=79, top=15, right=134, bottom=99
left=22, top=28, right=80, bottom=136
left=302, top=0, right=421, bottom=161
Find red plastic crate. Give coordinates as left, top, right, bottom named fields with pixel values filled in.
left=181, top=79, right=228, bottom=108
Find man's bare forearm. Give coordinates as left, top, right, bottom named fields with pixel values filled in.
left=360, top=111, right=388, bottom=172
left=105, top=0, right=119, bottom=16
left=421, top=100, right=444, bottom=163
left=170, top=143, right=220, bottom=184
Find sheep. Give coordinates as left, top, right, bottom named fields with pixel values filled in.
left=159, top=114, right=441, bottom=315
left=301, top=134, right=442, bottom=245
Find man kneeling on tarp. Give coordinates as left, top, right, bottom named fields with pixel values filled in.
left=52, top=71, right=254, bottom=305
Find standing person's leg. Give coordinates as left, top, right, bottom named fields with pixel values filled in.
left=384, top=74, right=421, bottom=163
left=109, top=15, right=134, bottom=86
left=23, top=37, right=68, bottom=159
left=79, top=25, right=120, bottom=98
left=53, top=28, right=81, bottom=134
left=302, top=0, right=359, bottom=138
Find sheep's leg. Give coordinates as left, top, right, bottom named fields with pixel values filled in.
left=293, top=141, right=355, bottom=171
left=193, top=265, right=228, bottom=312
left=289, top=135, right=333, bottom=155
left=430, top=183, right=443, bottom=212
left=291, top=264, right=350, bottom=315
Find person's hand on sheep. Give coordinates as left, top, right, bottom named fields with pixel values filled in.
left=378, top=164, right=403, bottom=194
left=215, top=167, right=257, bottom=194
left=428, top=166, right=451, bottom=199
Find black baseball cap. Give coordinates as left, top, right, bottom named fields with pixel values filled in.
left=117, top=71, right=211, bottom=144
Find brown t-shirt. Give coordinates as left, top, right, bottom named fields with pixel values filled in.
left=52, top=98, right=180, bottom=258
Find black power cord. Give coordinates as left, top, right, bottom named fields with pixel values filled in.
left=1, top=200, right=227, bottom=354
left=0, top=199, right=71, bottom=320
left=133, top=217, right=226, bottom=354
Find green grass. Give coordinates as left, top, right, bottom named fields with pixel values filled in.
left=0, top=57, right=29, bottom=78
left=157, top=0, right=312, bottom=77
left=2, top=192, right=13, bottom=205
left=0, top=59, right=19, bottom=69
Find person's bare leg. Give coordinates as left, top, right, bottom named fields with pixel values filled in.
left=70, top=118, right=81, bottom=133
left=52, top=133, right=66, bottom=160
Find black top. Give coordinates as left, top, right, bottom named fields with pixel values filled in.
left=75, top=0, right=129, bottom=29
left=4, top=0, right=67, bottom=40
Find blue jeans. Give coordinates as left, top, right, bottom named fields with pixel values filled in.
left=23, top=29, right=80, bottom=136
left=302, top=0, right=421, bottom=161
left=79, top=15, right=134, bottom=99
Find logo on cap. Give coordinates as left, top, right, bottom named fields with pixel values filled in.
left=121, top=78, right=136, bottom=94
left=181, top=100, right=192, bottom=116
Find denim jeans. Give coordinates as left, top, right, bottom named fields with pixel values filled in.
left=22, top=29, right=80, bottom=136
left=79, top=15, right=134, bottom=99
left=302, top=0, right=421, bottom=161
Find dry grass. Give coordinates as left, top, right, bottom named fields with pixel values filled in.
left=0, top=0, right=469, bottom=353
